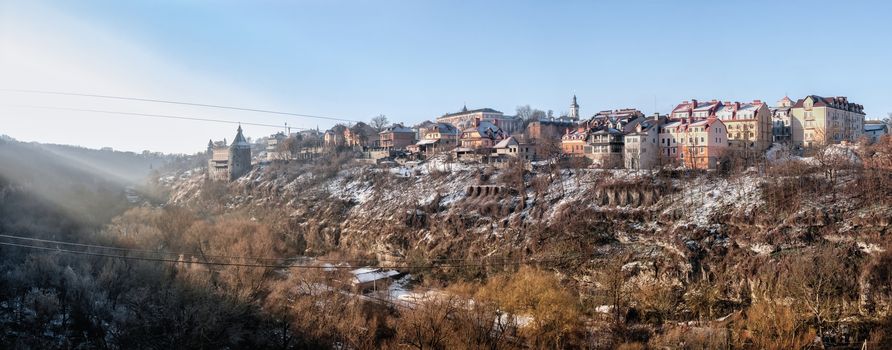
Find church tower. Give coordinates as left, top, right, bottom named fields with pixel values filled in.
left=228, top=125, right=252, bottom=181
left=569, top=95, right=580, bottom=121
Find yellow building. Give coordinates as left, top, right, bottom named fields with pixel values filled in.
left=790, top=95, right=865, bottom=147
left=715, top=100, right=772, bottom=152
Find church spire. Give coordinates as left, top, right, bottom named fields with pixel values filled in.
left=461, top=103, right=468, bottom=112
left=231, top=124, right=249, bottom=148
left=569, top=95, right=580, bottom=121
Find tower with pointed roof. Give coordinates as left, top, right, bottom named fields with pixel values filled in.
left=228, top=125, right=252, bottom=181
left=207, top=126, right=252, bottom=181
left=569, top=95, right=580, bottom=121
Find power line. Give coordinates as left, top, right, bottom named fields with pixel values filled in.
left=0, top=237, right=555, bottom=270
left=3, top=104, right=306, bottom=131
left=0, top=234, right=518, bottom=264
left=1, top=88, right=362, bottom=123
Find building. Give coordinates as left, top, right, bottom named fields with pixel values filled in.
left=586, top=128, right=624, bottom=168
left=864, top=121, right=889, bottom=143
left=715, top=100, right=772, bottom=152
left=659, top=117, right=728, bottom=170
left=411, top=120, right=438, bottom=141
left=624, top=115, right=665, bottom=170
left=379, top=124, right=415, bottom=150
left=491, top=136, right=536, bottom=162
left=770, top=96, right=794, bottom=144
left=671, top=99, right=722, bottom=120
left=208, top=126, right=253, bottom=181
left=266, top=132, right=289, bottom=161
left=324, top=125, right=347, bottom=148
left=568, top=95, right=580, bottom=121
left=345, top=122, right=378, bottom=148
left=459, top=119, right=507, bottom=149
left=436, top=106, right=523, bottom=135
left=790, top=95, right=865, bottom=147
left=589, top=109, right=645, bottom=129
left=350, top=267, right=400, bottom=293
left=414, top=123, right=460, bottom=155
left=561, top=127, right=589, bottom=156
left=526, top=119, right=575, bottom=140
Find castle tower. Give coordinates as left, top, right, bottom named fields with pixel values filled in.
left=228, top=125, right=252, bottom=181
left=569, top=95, right=580, bottom=121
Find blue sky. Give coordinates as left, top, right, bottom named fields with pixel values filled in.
left=1, top=0, right=890, bottom=153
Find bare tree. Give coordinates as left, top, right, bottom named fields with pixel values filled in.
left=371, top=114, right=390, bottom=132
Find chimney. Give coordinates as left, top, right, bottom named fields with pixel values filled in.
left=691, top=99, right=698, bottom=108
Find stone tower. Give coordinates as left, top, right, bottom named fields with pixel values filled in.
left=569, top=95, right=579, bottom=121
left=228, top=125, right=252, bottom=181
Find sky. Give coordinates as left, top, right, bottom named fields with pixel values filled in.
left=1, top=0, right=891, bottom=154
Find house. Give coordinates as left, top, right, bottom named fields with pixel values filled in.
left=350, top=267, right=401, bottom=293
left=671, top=99, right=722, bottom=120
left=324, top=125, right=347, bottom=148
left=561, top=127, right=589, bottom=156
left=379, top=124, right=416, bottom=150
left=491, top=136, right=536, bottom=162
left=624, top=115, right=665, bottom=170
left=527, top=119, right=575, bottom=140
left=437, top=105, right=523, bottom=135
left=715, top=100, right=773, bottom=152
left=266, top=132, right=289, bottom=161
left=790, top=95, right=865, bottom=147
left=659, top=117, right=728, bottom=170
left=414, top=123, right=460, bottom=155
left=586, top=128, right=624, bottom=168
left=459, top=119, right=507, bottom=149
left=589, top=108, right=645, bottom=129
left=207, top=125, right=252, bottom=181
left=345, top=122, right=378, bottom=148
left=864, top=121, right=889, bottom=143
left=411, top=120, right=438, bottom=141
left=770, top=96, right=794, bottom=144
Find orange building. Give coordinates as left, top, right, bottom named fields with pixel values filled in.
left=561, top=127, right=589, bottom=156
left=659, top=117, right=728, bottom=169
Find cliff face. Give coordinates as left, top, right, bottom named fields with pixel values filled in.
left=163, top=159, right=892, bottom=315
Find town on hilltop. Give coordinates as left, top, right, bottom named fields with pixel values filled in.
left=206, top=94, right=889, bottom=181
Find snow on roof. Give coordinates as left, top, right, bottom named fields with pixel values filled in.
left=416, top=139, right=438, bottom=145
left=865, top=124, right=888, bottom=132
left=693, top=102, right=720, bottom=111
left=351, top=267, right=400, bottom=284
left=493, top=137, right=517, bottom=148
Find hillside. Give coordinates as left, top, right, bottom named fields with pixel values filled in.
left=156, top=145, right=892, bottom=347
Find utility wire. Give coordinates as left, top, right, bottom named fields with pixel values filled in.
left=0, top=240, right=554, bottom=270
left=0, top=234, right=519, bottom=264
left=3, top=105, right=307, bottom=130
left=0, top=88, right=361, bottom=123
